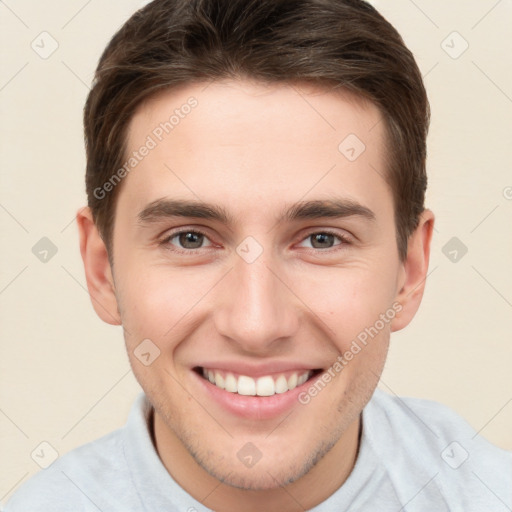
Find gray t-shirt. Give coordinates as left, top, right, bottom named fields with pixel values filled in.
left=4, top=389, right=511, bottom=511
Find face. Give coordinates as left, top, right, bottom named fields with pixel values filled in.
left=83, top=79, right=429, bottom=492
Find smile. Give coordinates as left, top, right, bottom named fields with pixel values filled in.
left=198, top=367, right=321, bottom=397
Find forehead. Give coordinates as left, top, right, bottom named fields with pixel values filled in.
left=119, top=79, right=392, bottom=225
left=130, top=79, right=382, bottom=151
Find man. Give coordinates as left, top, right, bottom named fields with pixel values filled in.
left=5, top=0, right=511, bottom=510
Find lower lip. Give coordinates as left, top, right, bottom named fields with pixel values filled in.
left=193, top=371, right=314, bottom=420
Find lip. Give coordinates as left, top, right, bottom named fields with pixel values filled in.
left=192, top=364, right=322, bottom=420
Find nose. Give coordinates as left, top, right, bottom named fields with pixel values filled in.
left=213, top=244, right=300, bottom=355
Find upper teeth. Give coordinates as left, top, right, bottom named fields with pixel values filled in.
left=202, top=368, right=311, bottom=396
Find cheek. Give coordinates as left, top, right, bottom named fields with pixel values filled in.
left=294, top=261, right=399, bottom=344
left=115, top=263, right=212, bottom=344
left=115, top=238, right=400, bottom=354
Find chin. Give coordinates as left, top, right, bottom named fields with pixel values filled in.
left=201, top=461, right=305, bottom=491
left=194, top=437, right=337, bottom=492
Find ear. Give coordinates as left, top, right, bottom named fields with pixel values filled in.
left=76, top=207, right=121, bottom=325
left=391, top=208, right=435, bottom=332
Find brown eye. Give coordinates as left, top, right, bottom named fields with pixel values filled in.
left=164, top=230, right=212, bottom=251
left=298, top=231, right=350, bottom=251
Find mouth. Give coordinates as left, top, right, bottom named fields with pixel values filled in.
left=194, top=366, right=323, bottom=397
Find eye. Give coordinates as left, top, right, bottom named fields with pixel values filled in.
left=297, top=231, right=351, bottom=250
left=162, top=229, right=213, bottom=252
left=160, top=228, right=351, bottom=255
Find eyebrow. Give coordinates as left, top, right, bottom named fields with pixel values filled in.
left=137, top=197, right=376, bottom=226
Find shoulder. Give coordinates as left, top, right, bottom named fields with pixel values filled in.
left=3, top=427, right=136, bottom=512
left=365, top=389, right=512, bottom=509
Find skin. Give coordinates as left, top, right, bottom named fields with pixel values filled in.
left=77, top=79, right=434, bottom=511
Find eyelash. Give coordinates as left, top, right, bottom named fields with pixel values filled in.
left=159, top=228, right=351, bottom=255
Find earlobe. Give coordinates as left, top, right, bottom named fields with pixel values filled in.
left=391, top=209, right=435, bottom=332
left=76, top=207, right=121, bottom=326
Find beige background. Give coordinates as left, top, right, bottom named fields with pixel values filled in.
left=1, top=0, right=511, bottom=504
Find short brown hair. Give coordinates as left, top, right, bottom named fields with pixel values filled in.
left=84, top=0, right=429, bottom=262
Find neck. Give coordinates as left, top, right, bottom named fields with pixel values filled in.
left=152, top=411, right=361, bottom=512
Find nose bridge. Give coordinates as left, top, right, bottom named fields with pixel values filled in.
left=214, top=242, right=299, bottom=352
